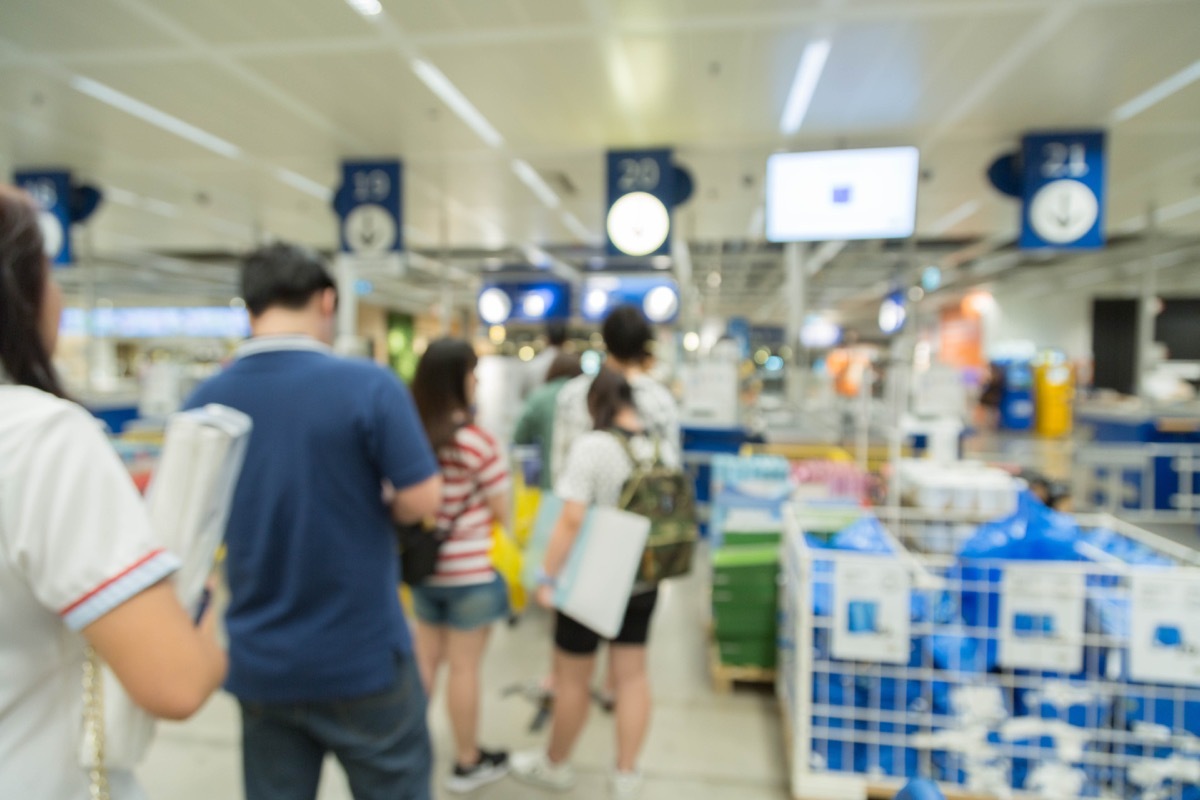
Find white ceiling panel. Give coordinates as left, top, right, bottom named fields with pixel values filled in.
left=238, top=50, right=486, bottom=154
left=140, top=0, right=374, bottom=45
left=0, top=0, right=175, bottom=53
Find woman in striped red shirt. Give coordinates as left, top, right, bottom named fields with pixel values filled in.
left=410, top=338, right=512, bottom=793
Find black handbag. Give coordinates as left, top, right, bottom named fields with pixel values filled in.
left=396, top=521, right=448, bottom=586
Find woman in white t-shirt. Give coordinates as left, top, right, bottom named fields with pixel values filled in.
left=0, top=185, right=227, bottom=799
left=512, top=368, right=677, bottom=800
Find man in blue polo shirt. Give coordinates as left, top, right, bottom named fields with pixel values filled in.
left=185, top=243, right=442, bottom=800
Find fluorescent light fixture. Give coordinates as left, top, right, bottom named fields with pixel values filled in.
left=929, top=200, right=981, bottom=236
left=523, top=244, right=551, bottom=268
left=143, top=197, right=180, bottom=218
left=747, top=205, right=765, bottom=239
left=512, top=159, right=561, bottom=209
left=1158, top=193, right=1200, bottom=224
left=780, top=38, right=832, bottom=135
left=344, top=0, right=382, bottom=17
left=70, top=75, right=242, bottom=159
left=1111, top=59, right=1200, bottom=123
left=275, top=168, right=332, bottom=201
left=105, top=185, right=180, bottom=218
left=411, top=58, right=504, bottom=148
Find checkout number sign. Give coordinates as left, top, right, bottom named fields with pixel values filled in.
left=1019, top=131, right=1106, bottom=250
left=14, top=170, right=72, bottom=265
left=339, top=160, right=403, bottom=256
left=606, top=149, right=674, bottom=258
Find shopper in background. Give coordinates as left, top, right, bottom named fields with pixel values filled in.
left=550, top=305, right=679, bottom=485
left=522, top=320, right=569, bottom=399
left=409, top=338, right=513, bottom=793
left=184, top=243, right=442, bottom=800
left=513, top=369, right=675, bottom=800
left=0, top=185, right=227, bottom=800
left=514, top=352, right=584, bottom=490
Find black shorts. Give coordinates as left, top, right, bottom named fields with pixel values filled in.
left=554, top=590, right=659, bottom=656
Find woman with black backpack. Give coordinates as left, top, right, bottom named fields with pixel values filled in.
left=512, top=368, right=678, bottom=800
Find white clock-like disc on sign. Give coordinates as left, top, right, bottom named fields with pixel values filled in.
left=1029, top=180, right=1099, bottom=245
left=606, top=192, right=670, bottom=257
left=344, top=204, right=397, bottom=255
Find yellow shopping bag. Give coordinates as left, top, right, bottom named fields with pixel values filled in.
left=490, top=524, right=527, bottom=615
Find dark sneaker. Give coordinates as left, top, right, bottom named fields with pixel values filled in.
left=446, top=749, right=509, bottom=793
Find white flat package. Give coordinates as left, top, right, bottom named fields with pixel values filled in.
left=553, top=506, right=651, bottom=639
left=82, top=403, right=251, bottom=771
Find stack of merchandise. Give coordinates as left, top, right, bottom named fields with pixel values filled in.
left=709, top=455, right=792, bottom=670
left=712, top=545, right=780, bottom=669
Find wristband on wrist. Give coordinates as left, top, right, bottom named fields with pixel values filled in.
left=536, top=568, right=557, bottom=588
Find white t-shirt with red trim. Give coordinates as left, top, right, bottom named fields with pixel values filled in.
left=0, top=385, right=179, bottom=800
left=429, top=425, right=511, bottom=587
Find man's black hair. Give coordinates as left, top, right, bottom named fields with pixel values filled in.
left=546, top=320, right=568, bottom=347
left=241, top=242, right=336, bottom=317
left=601, top=304, right=654, bottom=364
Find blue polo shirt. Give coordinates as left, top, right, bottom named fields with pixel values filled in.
left=184, top=336, right=438, bottom=703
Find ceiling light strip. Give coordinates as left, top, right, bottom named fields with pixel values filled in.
left=344, top=0, right=383, bottom=18
left=1111, top=59, right=1200, bottom=123
left=274, top=168, right=332, bottom=201
left=928, top=200, right=981, bottom=235
left=511, top=159, right=561, bottom=209
left=561, top=211, right=592, bottom=242
left=780, top=38, right=832, bottom=135
left=411, top=58, right=505, bottom=148
left=69, top=75, right=242, bottom=159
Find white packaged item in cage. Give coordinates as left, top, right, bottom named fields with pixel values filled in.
left=781, top=500, right=1200, bottom=800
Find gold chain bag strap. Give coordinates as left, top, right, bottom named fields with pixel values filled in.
left=82, top=646, right=111, bottom=800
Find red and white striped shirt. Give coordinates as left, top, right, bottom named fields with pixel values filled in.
left=430, top=425, right=510, bottom=587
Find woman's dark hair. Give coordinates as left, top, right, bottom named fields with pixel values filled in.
left=587, top=367, right=636, bottom=431
left=602, top=304, right=654, bottom=364
left=241, top=242, right=336, bottom=317
left=546, top=352, right=583, bottom=383
left=0, top=185, right=66, bottom=397
left=411, top=338, right=478, bottom=450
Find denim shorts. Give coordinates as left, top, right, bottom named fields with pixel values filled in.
left=410, top=573, right=509, bottom=630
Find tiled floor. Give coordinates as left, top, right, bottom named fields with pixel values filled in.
left=136, top=567, right=792, bottom=799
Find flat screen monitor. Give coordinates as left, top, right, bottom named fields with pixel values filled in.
left=766, top=146, right=920, bottom=242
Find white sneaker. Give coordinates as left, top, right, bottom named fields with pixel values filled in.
left=611, top=770, right=643, bottom=799
left=510, top=749, right=576, bottom=791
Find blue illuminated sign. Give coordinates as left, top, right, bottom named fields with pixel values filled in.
left=581, top=275, right=680, bottom=324
left=14, top=169, right=72, bottom=265
left=59, top=307, right=250, bottom=338
left=477, top=281, right=570, bottom=325
left=1019, top=131, right=1106, bottom=250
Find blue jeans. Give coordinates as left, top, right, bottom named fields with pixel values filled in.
left=239, top=654, right=431, bottom=800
